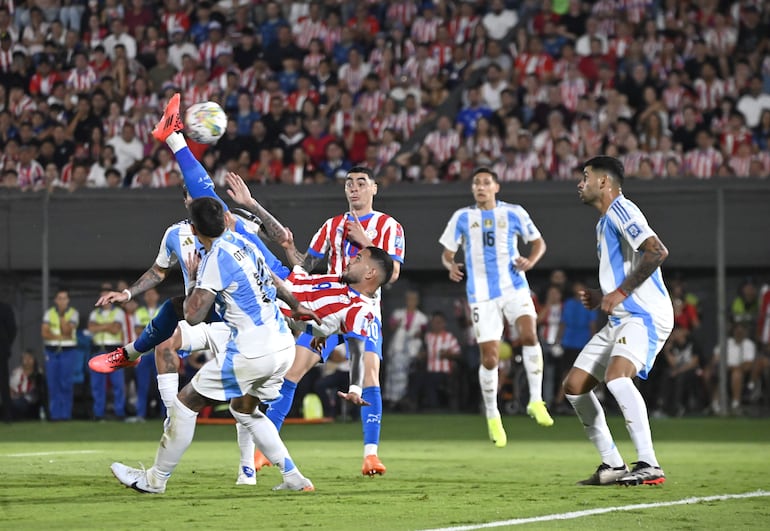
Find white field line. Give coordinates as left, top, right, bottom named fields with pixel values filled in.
left=421, top=490, right=770, bottom=531
left=1, top=450, right=103, bottom=457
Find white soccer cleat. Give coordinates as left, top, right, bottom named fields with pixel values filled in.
left=110, top=462, right=166, bottom=494
left=272, top=474, right=315, bottom=492
left=236, top=466, right=257, bottom=486
left=577, top=463, right=630, bottom=486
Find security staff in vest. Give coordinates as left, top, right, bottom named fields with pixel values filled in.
left=41, top=289, right=80, bottom=421
left=88, top=283, right=126, bottom=421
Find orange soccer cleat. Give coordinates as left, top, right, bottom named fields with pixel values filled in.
left=151, top=93, right=184, bottom=143
left=361, top=454, right=386, bottom=477
left=88, top=347, right=139, bottom=374
left=253, top=449, right=272, bottom=471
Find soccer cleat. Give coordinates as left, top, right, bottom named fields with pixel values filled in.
left=526, top=400, right=555, bottom=427
left=361, top=454, right=387, bottom=476
left=110, top=462, right=166, bottom=494
left=236, top=466, right=257, bottom=486
left=88, top=347, right=139, bottom=374
left=617, top=461, right=666, bottom=486
left=253, top=449, right=272, bottom=471
left=577, top=463, right=630, bottom=486
left=152, top=92, right=184, bottom=142
left=487, top=416, right=507, bottom=448
left=272, top=475, right=315, bottom=492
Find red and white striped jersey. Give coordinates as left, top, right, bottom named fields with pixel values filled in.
left=493, top=152, right=541, bottom=182
left=172, top=69, right=195, bottom=92
left=559, top=77, right=587, bottom=112
left=279, top=268, right=381, bottom=339
left=0, top=49, right=13, bottom=73
left=551, top=153, right=580, bottom=180
left=694, top=78, right=726, bottom=112
left=719, top=128, right=753, bottom=156
left=123, top=93, right=158, bottom=114
left=684, top=148, right=723, bottom=179
left=467, top=134, right=502, bottom=161
left=338, top=62, right=371, bottom=95
left=621, top=0, right=653, bottom=24
left=399, top=107, right=428, bottom=138
left=293, top=17, right=326, bottom=49
left=199, top=40, right=232, bottom=70
left=184, top=83, right=218, bottom=108
left=424, top=129, right=461, bottom=163
left=425, top=330, right=460, bottom=373
left=431, top=42, right=453, bottom=69
left=302, top=52, right=325, bottom=76
left=322, top=26, right=342, bottom=54
left=410, top=16, right=440, bottom=44
left=648, top=149, right=680, bottom=176
left=448, top=15, right=478, bottom=45
left=621, top=150, right=646, bottom=177
left=728, top=155, right=751, bottom=177
left=402, top=56, right=439, bottom=87
left=357, top=90, right=385, bottom=118
left=704, top=27, right=737, bottom=55
left=66, top=67, right=98, bottom=92
left=386, top=2, right=418, bottom=30
left=662, top=85, right=687, bottom=112
left=9, top=94, right=35, bottom=117
left=17, top=160, right=45, bottom=191
left=307, top=211, right=405, bottom=276
left=377, top=141, right=401, bottom=166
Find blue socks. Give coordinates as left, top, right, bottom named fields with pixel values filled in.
left=176, top=146, right=226, bottom=209
left=266, top=379, right=297, bottom=431
left=361, top=386, right=382, bottom=446
left=134, top=298, right=180, bottom=353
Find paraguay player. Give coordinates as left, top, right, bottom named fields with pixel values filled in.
left=439, top=167, right=554, bottom=449
left=566, top=156, right=673, bottom=486
left=227, top=167, right=405, bottom=476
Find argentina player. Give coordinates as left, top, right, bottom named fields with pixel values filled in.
left=439, top=167, right=554, bottom=449
left=566, top=156, right=673, bottom=486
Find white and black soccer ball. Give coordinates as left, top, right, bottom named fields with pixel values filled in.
left=184, top=101, right=227, bottom=144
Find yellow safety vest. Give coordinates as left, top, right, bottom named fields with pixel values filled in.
left=135, top=306, right=159, bottom=328
left=44, top=307, right=78, bottom=348
left=91, top=307, right=123, bottom=346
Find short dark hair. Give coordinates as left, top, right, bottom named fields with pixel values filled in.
left=366, top=246, right=394, bottom=288
left=189, top=197, right=226, bottom=238
left=472, top=166, right=499, bottom=183
left=583, top=156, right=624, bottom=185
left=346, top=166, right=374, bottom=180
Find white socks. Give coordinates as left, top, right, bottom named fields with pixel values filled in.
left=157, top=373, right=179, bottom=412
left=566, top=391, right=625, bottom=468
left=229, top=406, right=294, bottom=475
left=150, top=396, right=198, bottom=485
left=478, top=365, right=500, bottom=418
left=166, top=131, right=186, bottom=153
left=124, top=342, right=140, bottom=360
left=522, top=344, right=544, bottom=402
left=236, top=422, right=256, bottom=470
left=606, top=377, right=659, bottom=467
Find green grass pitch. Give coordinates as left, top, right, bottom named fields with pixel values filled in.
left=1, top=414, right=768, bottom=530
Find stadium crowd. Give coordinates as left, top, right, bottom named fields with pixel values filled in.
left=1, top=0, right=770, bottom=192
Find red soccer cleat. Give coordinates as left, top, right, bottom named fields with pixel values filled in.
left=88, top=347, right=140, bottom=374
left=254, top=449, right=272, bottom=471
left=151, top=93, right=184, bottom=143
left=362, top=455, right=386, bottom=477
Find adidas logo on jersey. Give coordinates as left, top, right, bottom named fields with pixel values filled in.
left=616, top=337, right=627, bottom=345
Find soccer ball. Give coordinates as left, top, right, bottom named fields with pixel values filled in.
left=184, top=101, right=227, bottom=144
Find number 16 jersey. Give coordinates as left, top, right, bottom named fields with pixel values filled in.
left=439, top=201, right=542, bottom=303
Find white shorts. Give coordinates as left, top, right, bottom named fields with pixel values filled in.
left=574, top=317, right=672, bottom=381
left=179, top=321, right=294, bottom=402
left=471, top=289, right=537, bottom=343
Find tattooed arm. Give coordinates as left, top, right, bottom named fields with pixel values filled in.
left=183, top=288, right=217, bottom=326
left=95, top=263, right=169, bottom=306
left=271, top=271, right=321, bottom=324
left=601, top=235, right=669, bottom=314
left=225, top=171, right=289, bottom=244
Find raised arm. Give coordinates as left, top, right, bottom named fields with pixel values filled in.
left=225, top=172, right=289, bottom=244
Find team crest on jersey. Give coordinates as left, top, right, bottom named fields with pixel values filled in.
left=483, top=219, right=494, bottom=229
left=625, top=222, right=642, bottom=238
left=339, top=294, right=350, bottom=305
left=497, top=218, right=506, bottom=228
left=366, top=228, right=378, bottom=240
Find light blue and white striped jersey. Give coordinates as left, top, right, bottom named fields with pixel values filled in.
left=154, top=217, right=290, bottom=290
left=597, top=195, right=673, bottom=329
left=439, top=201, right=542, bottom=303
left=196, top=229, right=294, bottom=356
left=155, top=220, right=201, bottom=287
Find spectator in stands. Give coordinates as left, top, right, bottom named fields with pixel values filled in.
left=456, top=85, right=492, bottom=139
left=413, top=311, right=461, bottom=411
left=482, top=0, right=518, bottom=41
left=480, top=62, right=506, bottom=111
left=318, top=140, right=352, bottom=181
left=706, top=321, right=756, bottom=414
left=684, top=130, right=723, bottom=179
left=9, top=349, right=42, bottom=421
left=660, top=326, right=703, bottom=417
left=384, top=289, right=427, bottom=411
left=107, top=122, right=143, bottom=181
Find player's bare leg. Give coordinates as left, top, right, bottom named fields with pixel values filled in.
left=478, top=340, right=507, bottom=447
